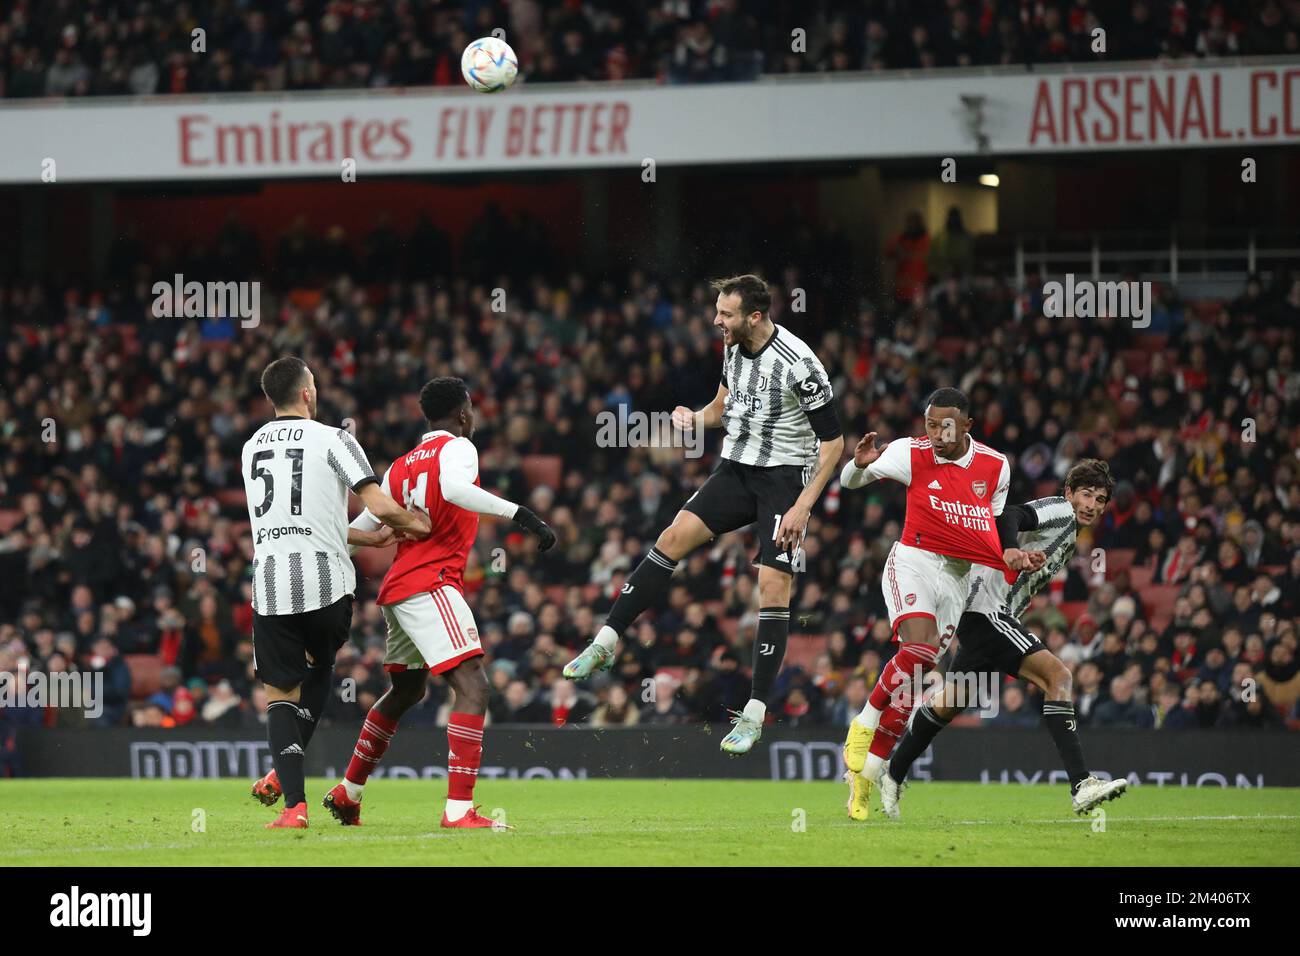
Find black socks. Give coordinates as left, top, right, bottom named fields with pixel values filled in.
left=1043, top=701, right=1089, bottom=791
left=888, top=703, right=951, bottom=784
left=750, top=607, right=790, bottom=704
left=267, top=699, right=306, bottom=807
left=295, top=665, right=331, bottom=747
left=605, top=547, right=679, bottom=633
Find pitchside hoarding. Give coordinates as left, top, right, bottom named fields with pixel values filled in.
left=10, top=726, right=1298, bottom=786
left=1, top=60, right=1297, bottom=183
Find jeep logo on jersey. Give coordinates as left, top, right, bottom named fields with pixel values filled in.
left=971, top=480, right=987, bottom=499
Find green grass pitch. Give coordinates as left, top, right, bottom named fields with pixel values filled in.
left=2, top=779, right=1297, bottom=866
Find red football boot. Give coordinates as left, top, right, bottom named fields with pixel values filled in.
left=322, top=783, right=363, bottom=826
left=440, top=806, right=511, bottom=830
left=265, top=802, right=309, bottom=829
left=251, top=768, right=281, bottom=807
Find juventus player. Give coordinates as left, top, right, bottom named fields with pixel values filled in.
left=879, top=460, right=1129, bottom=817
left=838, top=388, right=1044, bottom=820
left=564, top=274, right=844, bottom=755
left=322, top=377, right=556, bottom=829
left=244, top=357, right=431, bottom=830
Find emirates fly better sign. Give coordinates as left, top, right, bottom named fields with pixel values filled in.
left=1, top=60, right=1296, bottom=182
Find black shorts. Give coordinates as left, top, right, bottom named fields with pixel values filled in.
left=950, top=610, right=1047, bottom=677
left=680, top=458, right=807, bottom=575
left=253, top=595, right=354, bottom=690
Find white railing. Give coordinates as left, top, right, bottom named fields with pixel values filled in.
left=1011, top=233, right=1300, bottom=289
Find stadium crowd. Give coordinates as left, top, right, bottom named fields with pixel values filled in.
left=2, top=198, right=1299, bottom=758
left=1, top=0, right=1297, bottom=98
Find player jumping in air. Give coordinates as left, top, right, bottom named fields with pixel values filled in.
left=838, top=387, right=1044, bottom=819
left=321, top=377, right=556, bottom=828
left=563, top=274, right=844, bottom=754
left=878, top=460, right=1129, bottom=818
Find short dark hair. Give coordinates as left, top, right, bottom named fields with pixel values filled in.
left=1065, top=458, right=1116, bottom=497
left=923, top=387, right=970, bottom=416
left=261, top=356, right=309, bottom=409
left=419, top=376, right=470, bottom=423
left=710, top=274, right=771, bottom=321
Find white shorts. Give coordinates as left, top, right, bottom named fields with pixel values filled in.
left=881, top=542, right=972, bottom=648
left=381, top=586, right=483, bottom=675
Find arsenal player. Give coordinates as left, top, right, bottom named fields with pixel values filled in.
left=321, top=377, right=555, bottom=828
left=838, top=388, right=1043, bottom=819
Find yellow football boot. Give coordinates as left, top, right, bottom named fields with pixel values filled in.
left=845, top=770, right=872, bottom=821
left=842, top=718, right=875, bottom=774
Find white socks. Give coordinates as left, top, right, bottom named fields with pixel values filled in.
left=742, top=699, right=766, bottom=722
left=855, top=702, right=882, bottom=731
left=445, top=799, right=473, bottom=821
left=593, top=625, right=619, bottom=653
left=343, top=780, right=364, bottom=801
left=864, top=753, right=885, bottom=782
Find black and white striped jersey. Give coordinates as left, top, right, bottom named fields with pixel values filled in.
left=719, top=324, right=832, bottom=470
left=966, top=496, right=1077, bottom=619
left=241, top=416, right=378, bottom=616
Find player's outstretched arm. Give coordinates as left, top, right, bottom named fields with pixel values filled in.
left=672, top=383, right=728, bottom=432
left=358, top=482, right=431, bottom=540
left=439, top=437, right=556, bottom=551
left=840, top=432, right=911, bottom=489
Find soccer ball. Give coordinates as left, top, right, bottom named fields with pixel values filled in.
left=461, top=37, right=518, bottom=93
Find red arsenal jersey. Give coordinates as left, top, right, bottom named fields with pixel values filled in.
left=376, top=432, right=479, bottom=605
left=850, top=436, right=1011, bottom=572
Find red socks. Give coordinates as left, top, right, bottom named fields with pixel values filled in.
left=447, top=712, right=485, bottom=802
left=345, top=708, right=398, bottom=786
left=870, top=703, right=909, bottom=759
left=866, top=641, right=940, bottom=763
left=868, top=641, right=940, bottom=711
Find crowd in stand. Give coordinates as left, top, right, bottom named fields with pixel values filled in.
left=2, top=0, right=1297, bottom=98
left=1, top=202, right=1299, bottom=762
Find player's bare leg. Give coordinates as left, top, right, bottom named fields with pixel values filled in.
left=1019, top=650, right=1128, bottom=813
left=844, top=616, right=942, bottom=819
left=325, top=669, right=428, bottom=825
left=720, top=564, right=792, bottom=755
left=261, top=680, right=311, bottom=828
left=564, top=509, right=714, bottom=678
left=440, top=656, right=504, bottom=828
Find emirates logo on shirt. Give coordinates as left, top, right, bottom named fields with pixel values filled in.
left=971, top=480, right=988, bottom=499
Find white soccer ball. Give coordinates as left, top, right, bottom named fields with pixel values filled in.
left=461, top=36, right=518, bottom=93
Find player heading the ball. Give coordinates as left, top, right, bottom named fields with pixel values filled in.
left=563, top=274, right=845, bottom=756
